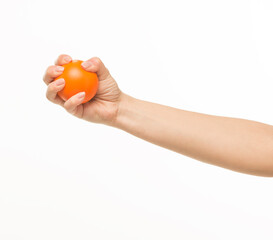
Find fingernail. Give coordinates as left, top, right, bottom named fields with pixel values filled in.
left=56, top=78, right=65, bottom=86
left=78, top=92, right=85, bottom=98
left=56, top=66, right=64, bottom=72
left=64, top=56, right=71, bottom=63
left=81, top=61, right=92, bottom=69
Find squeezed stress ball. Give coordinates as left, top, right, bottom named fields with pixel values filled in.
left=55, top=60, right=99, bottom=104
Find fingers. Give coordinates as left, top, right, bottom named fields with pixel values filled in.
left=46, top=78, right=65, bottom=106
left=63, top=92, right=85, bottom=115
left=43, top=65, right=65, bottom=85
left=43, top=54, right=72, bottom=85
left=55, top=54, right=72, bottom=66
left=46, top=77, right=85, bottom=115
left=81, top=57, right=110, bottom=80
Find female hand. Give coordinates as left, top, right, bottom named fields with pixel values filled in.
left=43, top=55, right=273, bottom=176
left=43, top=54, right=122, bottom=125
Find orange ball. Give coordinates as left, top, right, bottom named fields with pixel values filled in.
left=55, top=60, right=98, bottom=104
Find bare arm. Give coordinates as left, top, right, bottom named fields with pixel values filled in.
left=44, top=55, right=273, bottom=177
left=113, top=94, right=273, bottom=177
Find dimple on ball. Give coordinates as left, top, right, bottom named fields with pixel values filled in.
left=55, top=60, right=99, bottom=104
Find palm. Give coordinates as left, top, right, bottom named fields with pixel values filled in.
left=74, top=73, right=121, bottom=124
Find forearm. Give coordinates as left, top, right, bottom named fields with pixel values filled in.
left=113, top=93, right=273, bottom=177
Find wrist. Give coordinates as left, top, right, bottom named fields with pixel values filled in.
left=109, top=92, right=134, bottom=128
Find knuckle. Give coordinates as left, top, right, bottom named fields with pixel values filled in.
left=47, top=65, right=55, bottom=76
left=48, top=82, right=57, bottom=92
left=57, top=54, right=71, bottom=64
left=45, top=66, right=51, bottom=73
left=63, top=102, right=70, bottom=111
left=92, top=57, right=101, bottom=64
left=45, top=83, right=58, bottom=101
left=65, top=106, right=72, bottom=113
left=45, top=90, right=51, bottom=101
left=55, top=54, right=65, bottom=64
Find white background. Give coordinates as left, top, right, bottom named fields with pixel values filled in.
left=0, top=0, right=273, bottom=239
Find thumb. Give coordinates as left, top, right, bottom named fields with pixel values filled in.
left=81, top=57, right=110, bottom=80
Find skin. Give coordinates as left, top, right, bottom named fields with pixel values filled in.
left=43, top=54, right=273, bottom=177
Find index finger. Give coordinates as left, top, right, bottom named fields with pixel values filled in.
left=54, top=54, right=72, bottom=66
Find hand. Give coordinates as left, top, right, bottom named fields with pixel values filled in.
left=43, top=54, right=122, bottom=125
